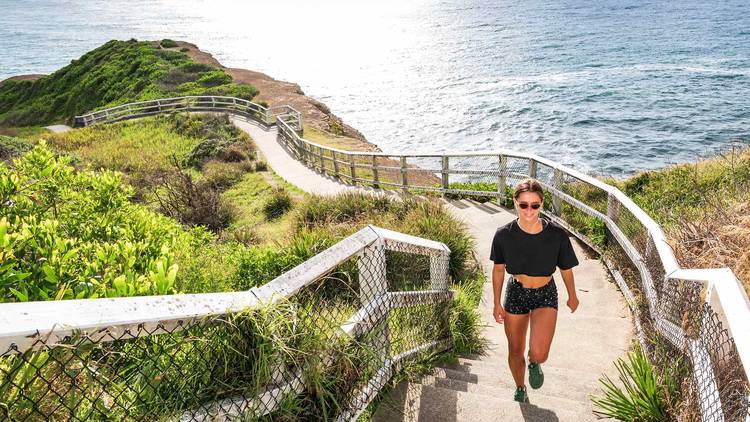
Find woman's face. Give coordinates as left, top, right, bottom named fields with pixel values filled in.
left=514, top=191, right=543, bottom=222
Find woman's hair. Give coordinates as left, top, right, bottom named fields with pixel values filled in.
left=513, top=178, right=544, bottom=202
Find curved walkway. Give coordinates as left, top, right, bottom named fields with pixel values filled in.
left=236, top=118, right=632, bottom=421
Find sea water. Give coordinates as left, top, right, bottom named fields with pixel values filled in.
left=1, top=0, right=749, bottom=177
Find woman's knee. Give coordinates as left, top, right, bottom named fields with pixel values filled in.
left=507, top=344, right=526, bottom=357
left=528, top=348, right=549, bottom=364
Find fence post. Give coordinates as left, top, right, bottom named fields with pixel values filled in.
left=318, top=146, right=325, bottom=174
left=358, top=239, right=390, bottom=362
left=372, top=155, right=380, bottom=188
left=157, top=100, right=162, bottom=112
left=552, top=168, right=563, bottom=216
left=498, top=155, right=507, bottom=206
left=441, top=156, right=449, bottom=197
left=401, top=157, right=408, bottom=192
left=529, top=158, right=537, bottom=179
left=430, top=250, right=450, bottom=290
left=333, top=151, right=340, bottom=179
left=349, top=154, right=357, bottom=184
left=607, top=193, right=620, bottom=226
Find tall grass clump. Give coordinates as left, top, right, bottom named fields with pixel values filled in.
left=0, top=39, right=258, bottom=126
left=263, top=188, right=294, bottom=220
left=610, top=143, right=750, bottom=295
left=592, top=342, right=686, bottom=421
left=0, top=135, right=32, bottom=162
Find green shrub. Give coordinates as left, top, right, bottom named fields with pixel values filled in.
left=0, top=136, right=33, bottom=162
left=154, top=170, right=235, bottom=231
left=202, top=160, right=247, bottom=189
left=179, top=47, right=189, bottom=52
left=263, top=188, right=293, bottom=220
left=160, top=39, right=178, bottom=48
left=197, top=70, right=232, bottom=88
left=446, top=181, right=500, bottom=203
left=186, top=138, right=235, bottom=168
left=0, top=143, right=202, bottom=301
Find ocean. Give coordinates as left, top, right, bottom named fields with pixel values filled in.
left=1, top=0, right=749, bottom=177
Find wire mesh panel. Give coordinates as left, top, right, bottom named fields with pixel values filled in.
left=0, top=226, right=454, bottom=421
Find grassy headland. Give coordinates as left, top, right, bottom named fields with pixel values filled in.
left=0, top=39, right=257, bottom=126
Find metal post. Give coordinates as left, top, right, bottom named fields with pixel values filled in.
left=441, top=156, right=449, bottom=197
left=429, top=251, right=449, bottom=290
left=333, top=151, right=340, bottom=179
left=552, top=168, right=563, bottom=216
left=357, top=239, right=390, bottom=362
left=401, top=156, right=408, bottom=192
left=529, top=158, right=537, bottom=179
left=372, top=155, right=380, bottom=188
left=607, top=193, right=620, bottom=226
left=498, top=155, right=507, bottom=206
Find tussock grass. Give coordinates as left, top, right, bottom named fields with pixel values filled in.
left=612, top=143, right=750, bottom=295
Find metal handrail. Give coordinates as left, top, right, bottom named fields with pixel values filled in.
left=74, top=96, right=750, bottom=421
left=0, top=225, right=453, bottom=420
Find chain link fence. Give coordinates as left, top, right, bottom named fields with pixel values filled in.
left=0, top=226, right=453, bottom=421
left=74, top=96, right=750, bottom=421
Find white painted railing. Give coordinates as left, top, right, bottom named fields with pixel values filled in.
left=72, top=96, right=750, bottom=421
left=0, top=225, right=453, bottom=421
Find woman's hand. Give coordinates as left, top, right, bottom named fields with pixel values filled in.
left=493, top=303, right=507, bottom=324
left=567, top=295, right=579, bottom=313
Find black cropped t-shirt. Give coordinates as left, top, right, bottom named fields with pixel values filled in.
left=489, top=218, right=579, bottom=276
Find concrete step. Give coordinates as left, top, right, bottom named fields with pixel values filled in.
left=430, top=366, right=597, bottom=402
left=424, top=376, right=595, bottom=415
left=372, top=381, right=596, bottom=422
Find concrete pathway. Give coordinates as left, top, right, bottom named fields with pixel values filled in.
left=44, top=124, right=72, bottom=133
left=235, top=118, right=633, bottom=421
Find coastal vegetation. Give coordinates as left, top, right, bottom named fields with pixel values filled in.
left=0, top=106, right=483, bottom=419
left=0, top=39, right=257, bottom=127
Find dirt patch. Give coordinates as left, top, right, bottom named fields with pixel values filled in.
left=172, top=41, right=375, bottom=151
left=0, top=74, right=45, bottom=87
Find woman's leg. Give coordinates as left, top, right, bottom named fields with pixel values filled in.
left=528, top=307, right=557, bottom=364
left=504, top=313, right=530, bottom=387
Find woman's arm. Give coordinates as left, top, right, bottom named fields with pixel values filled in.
left=560, top=268, right=579, bottom=312
left=492, top=263, right=507, bottom=323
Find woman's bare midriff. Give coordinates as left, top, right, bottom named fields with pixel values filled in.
left=512, top=274, right=553, bottom=288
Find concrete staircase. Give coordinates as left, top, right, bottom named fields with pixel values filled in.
left=231, top=120, right=634, bottom=421
left=372, top=199, right=632, bottom=421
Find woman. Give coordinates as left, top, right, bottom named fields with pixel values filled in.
left=490, top=178, right=580, bottom=403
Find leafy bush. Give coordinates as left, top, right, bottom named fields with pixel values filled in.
left=197, top=70, right=233, bottom=87
left=160, top=39, right=178, bottom=48
left=0, top=143, right=202, bottom=302
left=263, top=188, right=293, bottom=220
left=186, top=138, right=235, bottom=167
left=202, top=160, right=248, bottom=189
left=154, top=169, right=235, bottom=231
left=0, top=136, right=33, bottom=162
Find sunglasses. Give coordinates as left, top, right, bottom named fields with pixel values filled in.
left=517, top=202, right=542, bottom=210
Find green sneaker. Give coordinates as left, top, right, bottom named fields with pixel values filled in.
left=513, top=386, right=529, bottom=403
left=528, top=362, right=544, bottom=389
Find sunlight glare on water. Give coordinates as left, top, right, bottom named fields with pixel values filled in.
left=1, top=0, right=749, bottom=177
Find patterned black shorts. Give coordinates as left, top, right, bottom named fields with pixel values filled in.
left=503, top=276, right=558, bottom=314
